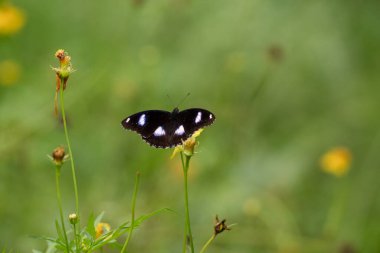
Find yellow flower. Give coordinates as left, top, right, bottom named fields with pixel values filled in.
left=171, top=129, right=204, bottom=159
left=95, top=222, right=111, bottom=239
left=0, top=60, right=21, bottom=86
left=0, top=4, right=25, bottom=36
left=320, top=147, right=352, bottom=177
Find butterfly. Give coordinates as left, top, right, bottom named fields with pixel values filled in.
left=121, top=107, right=216, bottom=148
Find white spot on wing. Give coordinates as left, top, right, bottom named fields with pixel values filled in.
left=153, top=126, right=166, bottom=136
left=175, top=125, right=185, bottom=135
left=126, top=118, right=130, bottom=123
left=195, top=112, right=202, bottom=124
left=209, top=114, right=213, bottom=119
left=138, top=114, right=146, bottom=126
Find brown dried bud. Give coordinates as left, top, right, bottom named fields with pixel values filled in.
left=214, top=215, right=230, bottom=236
left=52, top=146, right=65, bottom=165
left=55, top=49, right=66, bottom=61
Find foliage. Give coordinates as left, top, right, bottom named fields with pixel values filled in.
left=32, top=210, right=169, bottom=253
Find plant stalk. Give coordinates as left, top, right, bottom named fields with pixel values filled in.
left=121, top=172, right=140, bottom=253
left=59, top=80, right=80, bottom=218
left=200, top=234, right=216, bottom=253
left=73, top=223, right=79, bottom=253
left=59, top=80, right=80, bottom=250
left=56, top=165, right=70, bottom=253
left=181, top=152, right=194, bottom=253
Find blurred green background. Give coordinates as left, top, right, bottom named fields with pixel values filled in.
left=1, top=0, right=380, bottom=252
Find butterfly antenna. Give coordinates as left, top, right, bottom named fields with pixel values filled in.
left=166, top=94, right=176, bottom=108
left=176, top=92, right=191, bottom=109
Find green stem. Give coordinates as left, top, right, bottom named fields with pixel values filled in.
left=59, top=81, right=80, bottom=218
left=181, top=153, right=187, bottom=253
left=181, top=152, right=194, bottom=253
left=73, top=223, right=79, bottom=253
left=121, top=172, right=140, bottom=253
left=56, top=165, right=70, bottom=253
left=199, top=234, right=216, bottom=253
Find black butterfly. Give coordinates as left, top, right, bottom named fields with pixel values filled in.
left=121, top=108, right=216, bottom=148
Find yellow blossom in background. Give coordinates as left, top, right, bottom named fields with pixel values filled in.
left=0, top=60, right=21, bottom=86
left=95, top=222, right=111, bottom=239
left=0, top=4, right=25, bottom=36
left=320, top=147, right=352, bottom=177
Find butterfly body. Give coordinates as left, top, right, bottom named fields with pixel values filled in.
left=121, top=108, right=215, bottom=148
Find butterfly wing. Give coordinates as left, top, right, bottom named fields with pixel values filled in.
left=121, top=110, right=172, bottom=140
left=160, top=108, right=216, bottom=147
left=175, top=108, right=216, bottom=134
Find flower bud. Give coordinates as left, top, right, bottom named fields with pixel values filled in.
left=51, top=146, right=66, bottom=166
left=69, top=213, right=78, bottom=225
left=55, top=49, right=66, bottom=61
left=52, top=49, right=74, bottom=89
left=214, top=215, right=231, bottom=236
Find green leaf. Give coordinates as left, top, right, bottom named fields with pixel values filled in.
left=83, top=208, right=172, bottom=252
left=31, top=236, right=57, bottom=243
left=134, top=208, right=174, bottom=227
left=90, top=208, right=172, bottom=251
left=46, top=241, right=60, bottom=253
left=86, top=212, right=96, bottom=238
left=94, top=211, right=105, bottom=225
left=55, top=220, right=64, bottom=241
left=91, top=227, right=125, bottom=250
left=31, top=235, right=66, bottom=249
